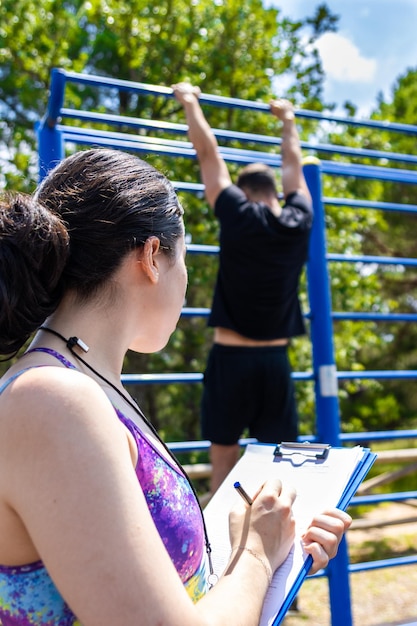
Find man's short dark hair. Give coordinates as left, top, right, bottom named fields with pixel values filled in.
left=236, top=163, right=278, bottom=195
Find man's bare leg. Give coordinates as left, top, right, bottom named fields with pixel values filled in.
left=209, top=443, right=241, bottom=494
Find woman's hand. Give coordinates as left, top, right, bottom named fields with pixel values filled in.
left=302, top=509, right=352, bottom=574
left=228, top=478, right=297, bottom=575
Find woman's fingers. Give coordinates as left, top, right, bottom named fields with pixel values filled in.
left=303, top=541, right=329, bottom=574
left=302, top=509, right=352, bottom=573
left=263, top=478, right=297, bottom=504
left=229, top=478, right=298, bottom=572
left=304, top=509, right=352, bottom=540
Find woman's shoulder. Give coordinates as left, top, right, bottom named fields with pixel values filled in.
left=0, top=363, right=131, bottom=504
left=0, top=364, right=117, bottom=440
left=1, top=361, right=99, bottom=399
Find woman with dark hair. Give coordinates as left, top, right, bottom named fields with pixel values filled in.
left=0, top=148, right=350, bottom=625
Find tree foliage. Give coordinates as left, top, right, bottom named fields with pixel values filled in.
left=0, top=0, right=336, bottom=184
left=317, top=67, right=417, bottom=435
left=1, top=0, right=416, bottom=444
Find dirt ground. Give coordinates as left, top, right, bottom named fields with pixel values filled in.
left=284, top=501, right=417, bottom=626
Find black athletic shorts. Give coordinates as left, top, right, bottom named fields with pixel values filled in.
left=201, top=343, right=298, bottom=445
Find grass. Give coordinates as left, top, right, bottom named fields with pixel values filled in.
left=349, top=533, right=417, bottom=563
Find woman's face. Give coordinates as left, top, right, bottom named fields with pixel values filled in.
left=130, top=226, right=188, bottom=354
left=158, top=230, right=188, bottom=338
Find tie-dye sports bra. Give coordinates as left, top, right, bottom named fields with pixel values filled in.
left=0, top=349, right=208, bottom=625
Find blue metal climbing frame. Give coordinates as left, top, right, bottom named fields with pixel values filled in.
left=37, top=68, right=417, bottom=626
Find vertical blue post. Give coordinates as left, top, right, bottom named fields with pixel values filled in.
left=303, top=158, right=353, bottom=626
left=36, top=68, right=66, bottom=181
left=303, top=158, right=340, bottom=445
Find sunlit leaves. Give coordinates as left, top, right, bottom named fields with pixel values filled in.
left=3, top=0, right=414, bottom=442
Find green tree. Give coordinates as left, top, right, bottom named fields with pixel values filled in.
left=4, top=0, right=417, bottom=441
left=316, top=66, right=417, bottom=434
left=0, top=0, right=91, bottom=188
left=1, top=0, right=337, bottom=188
left=0, top=0, right=337, bottom=439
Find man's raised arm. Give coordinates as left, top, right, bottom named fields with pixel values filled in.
left=270, top=99, right=311, bottom=203
left=172, top=82, right=231, bottom=208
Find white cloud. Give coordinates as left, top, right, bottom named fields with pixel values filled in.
left=315, top=32, right=377, bottom=83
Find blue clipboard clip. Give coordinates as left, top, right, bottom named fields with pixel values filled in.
left=274, top=441, right=331, bottom=463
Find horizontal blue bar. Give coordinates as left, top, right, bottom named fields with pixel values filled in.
left=174, top=182, right=205, bottom=194
left=61, top=108, right=190, bottom=134
left=60, top=109, right=280, bottom=146
left=296, top=111, right=417, bottom=135
left=324, top=196, right=417, bottom=214
left=340, top=429, right=417, bottom=442
left=186, top=243, right=219, bottom=254
left=61, top=124, right=193, bottom=150
left=54, top=68, right=173, bottom=97
left=305, top=142, right=417, bottom=164
left=54, top=69, right=417, bottom=135
left=60, top=132, right=282, bottom=168
left=351, top=491, right=417, bottom=506
left=176, top=186, right=417, bottom=219
left=121, top=372, right=203, bottom=384
left=60, top=108, right=417, bottom=166
left=167, top=434, right=417, bottom=452
left=328, top=253, right=417, bottom=266
left=120, top=369, right=417, bottom=385
left=332, top=312, right=417, bottom=322
left=181, top=308, right=417, bottom=323
left=62, top=131, right=197, bottom=156
left=167, top=437, right=258, bottom=454
left=349, top=554, right=417, bottom=573
left=181, top=307, right=210, bottom=317
left=337, top=370, right=417, bottom=380
left=59, top=127, right=417, bottom=184
left=164, top=184, right=417, bottom=216
left=121, top=371, right=314, bottom=385
left=162, top=430, right=417, bottom=455
left=321, top=160, right=417, bottom=184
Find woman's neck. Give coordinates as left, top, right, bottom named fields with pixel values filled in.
left=34, top=306, right=128, bottom=386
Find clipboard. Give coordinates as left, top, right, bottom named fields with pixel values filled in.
left=203, top=442, right=376, bottom=626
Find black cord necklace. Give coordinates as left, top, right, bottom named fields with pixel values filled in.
left=39, top=325, right=217, bottom=588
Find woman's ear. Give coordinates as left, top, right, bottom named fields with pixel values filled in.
left=141, top=236, right=161, bottom=283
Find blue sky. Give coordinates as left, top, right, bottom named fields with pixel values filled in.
left=266, top=0, right=417, bottom=117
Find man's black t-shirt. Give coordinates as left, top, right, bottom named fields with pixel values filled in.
left=208, top=184, right=313, bottom=340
